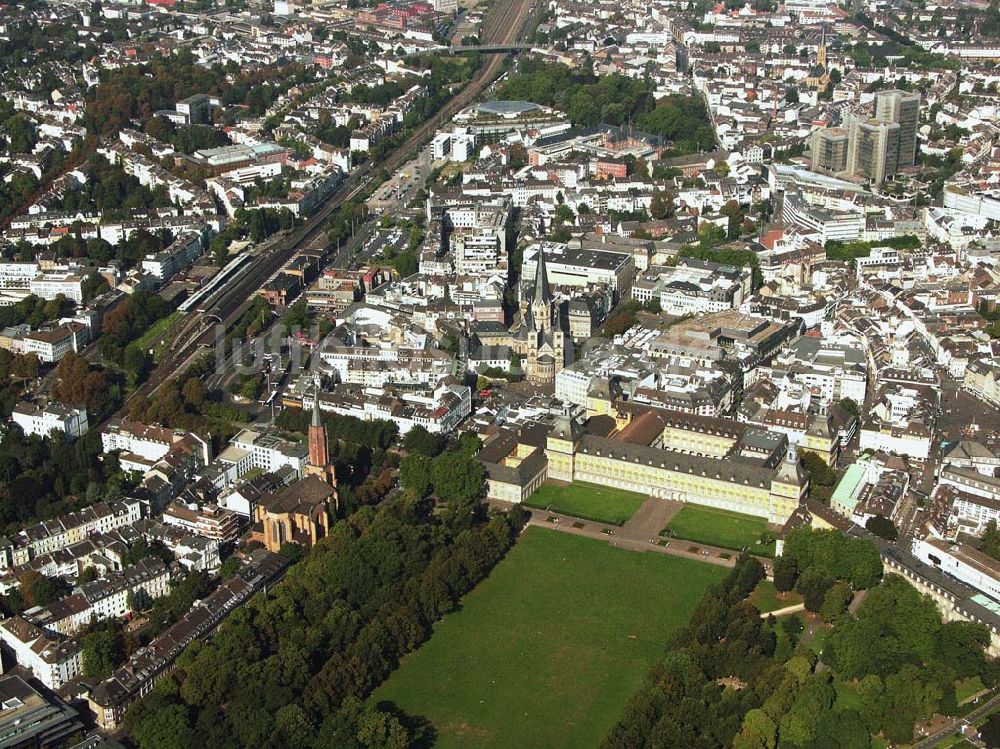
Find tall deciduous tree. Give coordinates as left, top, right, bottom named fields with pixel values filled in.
left=772, top=555, right=798, bottom=593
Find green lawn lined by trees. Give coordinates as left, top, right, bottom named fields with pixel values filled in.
left=749, top=580, right=803, bottom=613
left=605, top=530, right=996, bottom=749
left=664, top=504, right=776, bottom=557
left=523, top=481, right=648, bottom=525
left=375, top=528, right=726, bottom=748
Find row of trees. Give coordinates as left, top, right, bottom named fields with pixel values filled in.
left=51, top=352, right=123, bottom=424
left=125, top=497, right=526, bottom=749
left=0, top=569, right=71, bottom=618
left=603, top=554, right=770, bottom=748
left=775, top=527, right=883, bottom=591
left=679, top=243, right=764, bottom=288
left=208, top=206, right=298, bottom=267
left=84, top=52, right=320, bottom=141
left=143, top=118, right=231, bottom=154
left=84, top=51, right=229, bottom=137
left=2, top=113, right=36, bottom=155
left=125, top=364, right=253, bottom=455
left=0, top=348, right=41, bottom=420
left=275, top=407, right=399, bottom=451
left=0, top=167, right=41, bottom=227
left=0, top=293, right=73, bottom=330
left=273, top=406, right=400, bottom=510
left=244, top=207, right=297, bottom=243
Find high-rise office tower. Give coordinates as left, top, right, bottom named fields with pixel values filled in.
left=875, top=89, right=920, bottom=169
left=845, top=114, right=900, bottom=185
left=810, top=127, right=849, bottom=174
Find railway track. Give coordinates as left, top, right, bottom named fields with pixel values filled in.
left=115, top=0, right=535, bottom=418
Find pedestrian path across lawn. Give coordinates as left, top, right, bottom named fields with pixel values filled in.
left=523, top=481, right=647, bottom=525
left=373, top=527, right=726, bottom=749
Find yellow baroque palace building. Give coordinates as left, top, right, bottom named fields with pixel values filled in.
left=542, top=408, right=808, bottom=524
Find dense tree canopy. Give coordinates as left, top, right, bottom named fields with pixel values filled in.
left=52, top=352, right=122, bottom=422
left=83, top=627, right=126, bottom=679
left=125, top=497, right=526, bottom=749
left=0, top=424, right=130, bottom=539
left=53, top=155, right=172, bottom=214
left=98, top=290, right=173, bottom=386
left=499, top=61, right=715, bottom=154
left=400, top=426, right=446, bottom=458
left=781, top=527, right=883, bottom=590
left=275, top=408, right=398, bottom=451
left=981, top=520, right=1000, bottom=561
left=606, top=529, right=993, bottom=749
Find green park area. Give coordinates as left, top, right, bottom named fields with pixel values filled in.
left=664, top=504, right=777, bottom=557
left=374, top=527, right=725, bottom=749
left=749, top=579, right=803, bottom=613
left=524, top=481, right=647, bottom=525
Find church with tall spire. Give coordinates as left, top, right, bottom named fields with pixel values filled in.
left=305, top=375, right=338, bottom=489
left=511, top=248, right=568, bottom=385
left=252, top=377, right=337, bottom=554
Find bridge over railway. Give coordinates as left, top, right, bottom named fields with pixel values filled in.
left=436, top=43, right=534, bottom=54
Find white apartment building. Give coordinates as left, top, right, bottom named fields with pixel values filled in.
left=319, top=382, right=472, bottom=435
left=19, top=325, right=84, bottom=364
left=431, top=132, right=451, bottom=160
left=319, top=345, right=455, bottom=388
left=859, top=422, right=932, bottom=461
left=943, top=442, right=1000, bottom=478
left=102, top=421, right=209, bottom=465
left=782, top=190, right=865, bottom=243
left=947, top=489, right=1000, bottom=537
left=13, top=500, right=142, bottom=561
left=75, top=558, right=171, bottom=627
left=102, top=422, right=173, bottom=462
left=555, top=365, right=597, bottom=406
left=11, top=402, right=88, bottom=440
left=162, top=502, right=240, bottom=544
left=941, top=466, right=1000, bottom=504
left=0, top=262, right=39, bottom=289
left=455, top=233, right=504, bottom=276
left=855, top=246, right=902, bottom=279
left=913, top=536, right=1000, bottom=603
left=0, top=617, right=82, bottom=689
left=228, top=429, right=308, bottom=475
left=29, top=272, right=87, bottom=303
left=451, top=133, right=474, bottom=162
left=141, top=231, right=204, bottom=281
left=633, top=258, right=752, bottom=316
left=773, top=338, right=868, bottom=406
left=522, top=243, right=634, bottom=300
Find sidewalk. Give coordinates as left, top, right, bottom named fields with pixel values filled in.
left=761, top=603, right=805, bottom=619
